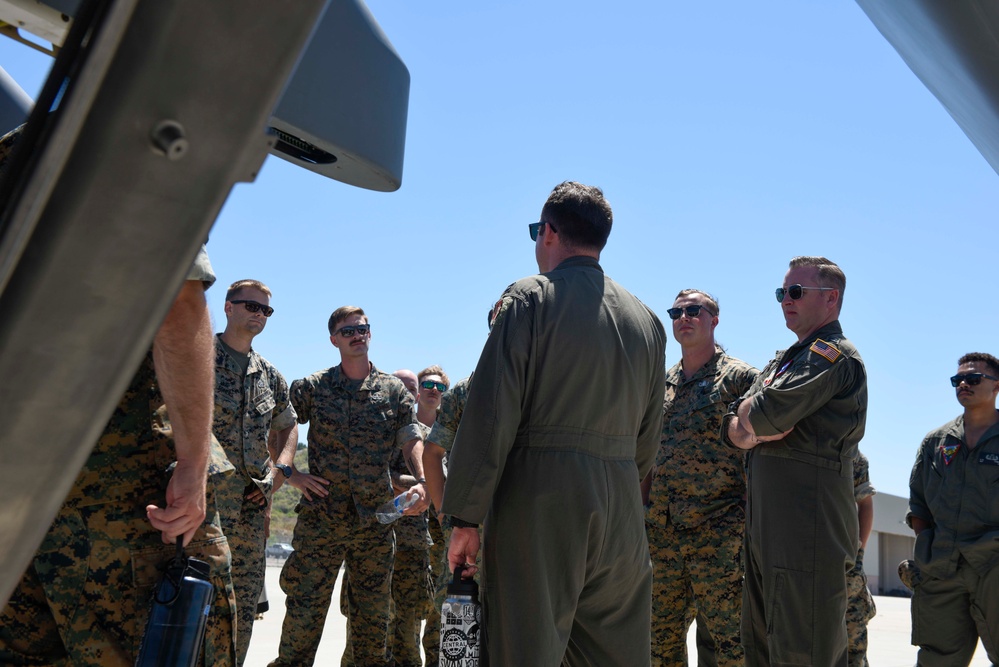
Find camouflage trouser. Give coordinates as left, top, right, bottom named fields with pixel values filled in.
left=0, top=494, right=236, bottom=667
left=219, top=488, right=268, bottom=666
left=423, top=518, right=451, bottom=667
left=646, top=510, right=744, bottom=667
left=269, top=504, right=394, bottom=666
left=845, top=547, right=876, bottom=667
left=341, top=547, right=433, bottom=667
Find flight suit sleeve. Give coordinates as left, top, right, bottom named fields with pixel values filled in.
left=746, top=354, right=862, bottom=437
left=634, top=317, right=667, bottom=479
left=907, top=439, right=932, bottom=528
left=440, top=289, right=535, bottom=523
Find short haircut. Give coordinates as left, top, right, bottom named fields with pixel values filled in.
left=226, top=279, right=272, bottom=302
left=674, top=289, right=719, bottom=316
left=540, top=181, right=612, bottom=252
left=328, top=306, right=366, bottom=335
left=958, top=352, right=999, bottom=377
left=788, top=256, right=846, bottom=310
left=418, top=365, right=450, bottom=389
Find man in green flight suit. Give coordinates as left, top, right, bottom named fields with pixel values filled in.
left=725, top=256, right=867, bottom=666
left=907, top=352, right=999, bottom=666
left=442, top=181, right=667, bottom=666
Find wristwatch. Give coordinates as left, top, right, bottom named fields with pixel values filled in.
left=274, top=463, right=293, bottom=478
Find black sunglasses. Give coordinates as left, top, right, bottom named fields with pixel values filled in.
left=528, top=220, right=557, bottom=241
left=420, top=380, right=447, bottom=392
left=950, top=373, right=999, bottom=387
left=666, top=305, right=714, bottom=320
left=333, top=324, right=371, bottom=338
left=230, top=299, right=274, bottom=317
left=774, top=284, right=835, bottom=303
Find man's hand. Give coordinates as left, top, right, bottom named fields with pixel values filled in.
left=147, top=457, right=207, bottom=546
left=288, top=470, right=331, bottom=502
left=402, top=482, right=429, bottom=515
left=728, top=400, right=793, bottom=450
left=447, top=526, right=480, bottom=577
left=246, top=483, right=269, bottom=507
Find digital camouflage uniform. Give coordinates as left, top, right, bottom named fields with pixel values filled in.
left=731, top=320, right=867, bottom=667
left=213, top=336, right=296, bottom=665
left=341, top=422, right=433, bottom=667
left=423, top=376, right=472, bottom=666
left=906, top=414, right=999, bottom=666
left=441, top=256, right=667, bottom=666
left=846, top=450, right=876, bottom=667
left=646, top=349, right=757, bottom=667
left=269, top=363, right=421, bottom=667
left=0, top=249, right=237, bottom=667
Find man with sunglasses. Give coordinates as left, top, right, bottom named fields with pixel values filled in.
left=643, top=289, right=758, bottom=667
left=441, top=181, right=667, bottom=666
left=724, top=256, right=867, bottom=666
left=906, top=352, right=999, bottom=665
left=342, top=366, right=447, bottom=667
left=213, top=279, right=299, bottom=665
left=269, top=306, right=428, bottom=667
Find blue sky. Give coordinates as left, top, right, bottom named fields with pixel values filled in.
left=3, top=1, right=997, bottom=498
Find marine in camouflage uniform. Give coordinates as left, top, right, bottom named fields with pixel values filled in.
left=213, top=279, right=297, bottom=666
left=341, top=420, right=434, bottom=667
left=645, top=289, right=758, bottom=667
left=846, top=450, right=877, bottom=667
left=269, top=307, right=425, bottom=667
left=0, top=247, right=237, bottom=666
left=422, top=375, right=473, bottom=666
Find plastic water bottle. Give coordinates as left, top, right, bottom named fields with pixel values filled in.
left=375, top=490, right=418, bottom=524
left=439, top=564, right=481, bottom=667
left=135, top=542, right=214, bottom=667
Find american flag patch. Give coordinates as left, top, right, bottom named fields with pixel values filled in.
left=809, top=339, right=841, bottom=363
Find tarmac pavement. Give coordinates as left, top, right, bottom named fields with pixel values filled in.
left=246, top=560, right=991, bottom=666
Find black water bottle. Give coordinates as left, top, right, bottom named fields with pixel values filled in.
left=135, top=541, right=214, bottom=667
left=439, top=564, right=482, bottom=667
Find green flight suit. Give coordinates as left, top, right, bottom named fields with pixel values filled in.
left=732, top=320, right=866, bottom=667
left=907, top=414, right=999, bottom=665
left=441, top=256, right=667, bottom=667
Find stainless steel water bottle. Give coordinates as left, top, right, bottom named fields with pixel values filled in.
left=438, top=563, right=481, bottom=667
left=135, top=541, right=214, bottom=667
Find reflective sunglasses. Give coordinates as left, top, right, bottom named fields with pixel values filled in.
left=333, top=324, right=371, bottom=338
left=774, top=284, right=835, bottom=303
left=528, top=220, right=557, bottom=241
left=420, top=380, right=447, bottom=392
left=950, top=373, right=999, bottom=387
left=230, top=299, right=274, bottom=317
left=666, top=305, right=714, bottom=320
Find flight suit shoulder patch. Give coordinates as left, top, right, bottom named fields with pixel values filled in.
left=809, top=338, right=842, bottom=364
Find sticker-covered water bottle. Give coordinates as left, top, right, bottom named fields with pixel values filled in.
left=439, top=563, right=481, bottom=667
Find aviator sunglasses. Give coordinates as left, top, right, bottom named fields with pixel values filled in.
left=950, top=373, right=999, bottom=387
left=333, top=324, right=371, bottom=338
left=420, top=380, right=447, bottom=392
left=230, top=299, right=274, bottom=317
left=774, top=284, right=835, bottom=303
left=666, top=305, right=714, bottom=320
